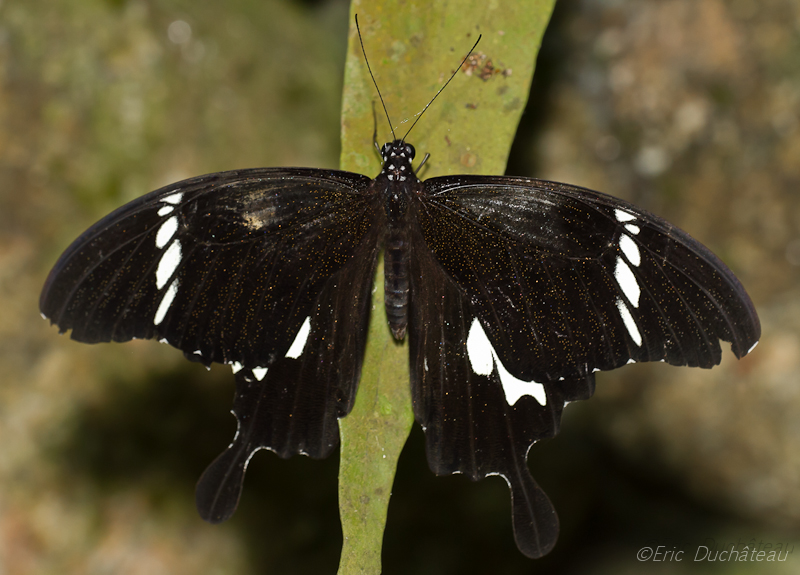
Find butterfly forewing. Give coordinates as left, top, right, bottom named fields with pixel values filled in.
left=416, top=175, right=760, bottom=377
left=41, top=168, right=379, bottom=367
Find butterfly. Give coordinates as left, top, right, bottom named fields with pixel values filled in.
left=39, top=21, right=760, bottom=560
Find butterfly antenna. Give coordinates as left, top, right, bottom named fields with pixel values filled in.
left=356, top=15, right=396, bottom=141
left=401, top=34, right=482, bottom=143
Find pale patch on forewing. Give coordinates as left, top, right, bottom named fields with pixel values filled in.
left=161, top=192, right=183, bottom=205
left=155, top=216, right=179, bottom=249
left=252, top=367, right=268, bottom=381
left=614, top=258, right=641, bottom=307
left=156, top=240, right=182, bottom=289
left=467, top=318, right=547, bottom=406
left=615, top=208, right=636, bottom=222
left=616, top=299, right=642, bottom=346
left=154, top=279, right=179, bottom=326
left=242, top=205, right=277, bottom=231
left=286, top=316, right=311, bottom=359
left=239, top=188, right=279, bottom=231
left=619, top=234, right=641, bottom=266
left=230, top=361, right=244, bottom=374
left=747, top=341, right=759, bottom=354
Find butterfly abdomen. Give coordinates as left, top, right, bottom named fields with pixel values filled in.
left=384, top=229, right=409, bottom=340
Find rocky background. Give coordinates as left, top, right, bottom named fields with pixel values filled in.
left=1, top=0, right=798, bottom=573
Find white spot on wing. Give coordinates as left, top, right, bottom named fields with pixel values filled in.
left=625, top=223, right=640, bottom=235
left=155, top=216, right=179, bottom=249
left=230, top=361, right=243, bottom=374
left=615, top=208, right=636, bottom=222
left=495, top=355, right=548, bottom=406
left=252, top=367, right=268, bottom=381
left=161, top=192, right=183, bottom=205
left=466, top=319, right=493, bottom=376
left=156, top=240, right=182, bottom=289
left=614, top=257, right=641, bottom=307
left=619, top=234, right=641, bottom=266
left=747, top=341, right=758, bottom=354
left=154, top=279, right=178, bottom=325
left=157, top=205, right=174, bottom=216
left=286, top=316, right=311, bottom=359
left=616, top=299, right=642, bottom=346
left=466, top=319, right=546, bottom=406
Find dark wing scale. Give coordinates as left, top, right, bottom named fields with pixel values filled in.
left=41, top=167, right=385, bottom=521
left=407, top=230, right=595, bottom=559
left=417, top=175, right=760, bottom=380
left=196, top=231, right=381, bottom=522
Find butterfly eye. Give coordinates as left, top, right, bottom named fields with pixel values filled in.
left=404, top=144, right=415, bottom=159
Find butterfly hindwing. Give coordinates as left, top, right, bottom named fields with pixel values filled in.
left=196, top=228, right=381, bottom=522
left=408, top=233, right=595, bottom=558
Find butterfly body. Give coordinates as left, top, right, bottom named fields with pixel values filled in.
left=376, top=140, right=419, bottom=339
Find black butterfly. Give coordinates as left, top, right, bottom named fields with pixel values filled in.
left=39, top=30, right=760, bottom=560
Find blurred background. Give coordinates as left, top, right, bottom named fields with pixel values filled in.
left=2, top=0, right=798, bottom=573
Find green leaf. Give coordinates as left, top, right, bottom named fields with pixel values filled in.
left=337, top=2, right=556, bottom=573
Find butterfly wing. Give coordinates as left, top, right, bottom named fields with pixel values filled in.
left=408, top=242, right=595, bottom=558
left=408, top=175, right=759, bottom=557
left=41, top=167, right=383, bottom=519
left=417, top=175, right=759, bottom=376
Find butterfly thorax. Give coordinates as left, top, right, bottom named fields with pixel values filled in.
left=373, top=140, right=420, bottom=340
left=375, top=140, right=419, bottom=225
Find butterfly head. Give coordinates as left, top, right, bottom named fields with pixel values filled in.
left=379, top=140, right=417, bottom=184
